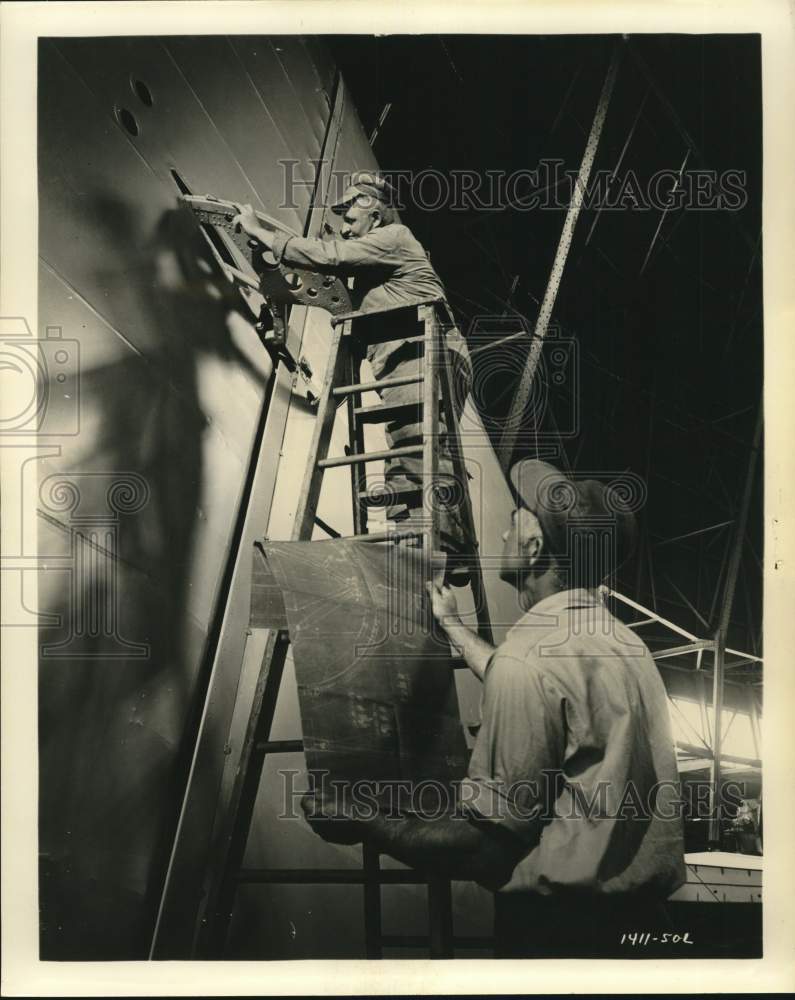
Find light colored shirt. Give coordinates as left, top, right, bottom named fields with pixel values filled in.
left=271, top=224, right=470, bottom=379
left=461, top=588, right=687, bottom=898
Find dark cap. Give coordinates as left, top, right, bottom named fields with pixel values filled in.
left=509, top=459, right=638, bottom=584
left=331, top=171, right=397, bottom=215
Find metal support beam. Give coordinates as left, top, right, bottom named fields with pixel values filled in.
left=626, top=41, right=756, bottom=254
left=654, top=519, right=734, bottom=548
left=664, top=574, right=711, bottom=631
left=708, top=405, right=762, bottom=846
left=676, top=741, right=761, bottom=770
left=585, top=88, right=649, bottom=246
left=607, top=588, right=698, bottom=642
left=652, top=640, right=713, bottom=661
left=639, top=149, right=690, bottom=274
left=368, top=102, right=392, bottom=146
left=608, top=589, right=761, bottom=666
left=497, top=43, right=622, bottom=471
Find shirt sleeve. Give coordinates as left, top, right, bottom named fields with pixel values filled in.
left=271, top=226, right=402, bottom=275
left=460, top=652, right=564, bottom=845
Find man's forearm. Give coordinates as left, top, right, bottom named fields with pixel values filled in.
left=441, top=615, right=494, bottom=681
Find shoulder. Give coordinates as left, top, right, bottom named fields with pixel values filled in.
left=486, top=650, right=559, bottom=700
left=348, top=223, right=402, bottom=253
left=376, top=223, right=421, bottom=247
left=507, top=621, right=637, bottom=698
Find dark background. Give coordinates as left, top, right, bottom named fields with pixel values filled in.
left=330, top=34, right=763, bottom=660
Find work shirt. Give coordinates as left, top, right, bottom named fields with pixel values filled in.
left=271, top=224, right=470, bottom=379
left=461, top=588, right=687, bottom=898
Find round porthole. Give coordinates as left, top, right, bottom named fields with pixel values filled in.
left=114, top=106, right=140, bottom=137
left=130, top=77, right=154, bottom=107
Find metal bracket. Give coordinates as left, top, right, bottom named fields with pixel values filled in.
left=255, top=302, right=320, bottom=405
left=181, top=194, right=353, bottom=316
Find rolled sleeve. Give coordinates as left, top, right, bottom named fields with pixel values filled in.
left=461, top=653, right=563, bottom=847
left=270, top=231, right=292, bottom=263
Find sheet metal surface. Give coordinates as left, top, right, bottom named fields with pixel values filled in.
left=259, top=539, right=469, bottom=789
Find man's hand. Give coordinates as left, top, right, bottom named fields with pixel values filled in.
left=301, top=791, right=365, bottom=845
left=426, top=580, right=495, bottom=681
left=231, top=203, right=260, bottom=236
left=231, top=203, right=275, bottom=248
left=426, top=580, right=459, bottom=625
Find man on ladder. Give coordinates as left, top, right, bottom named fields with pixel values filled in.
left=232, top=171, right=473, bottom=576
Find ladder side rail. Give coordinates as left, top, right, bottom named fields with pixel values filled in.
left=293, top=322, right=351, bottom=540
left=199, top=628, right=291, bottom=956
left=197, top=318, right=350, bottom=955
left=435, top=305, right=494, bottom=643
left=419, top=303, right=456, bottom=957
left=345, top=341, right=369, bottom=536
left=420, top=304, right=442, bottom=572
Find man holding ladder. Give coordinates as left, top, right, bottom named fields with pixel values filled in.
left=300, top=459, right=686, bottom=958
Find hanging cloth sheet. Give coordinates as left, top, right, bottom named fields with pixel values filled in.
left=251, top=538, right=468, bottom=793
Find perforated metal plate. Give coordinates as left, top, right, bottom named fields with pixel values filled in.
left=182, top=195, right=353, bottom=315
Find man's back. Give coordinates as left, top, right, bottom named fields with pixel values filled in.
left=464, top=588, right=687, bottom=898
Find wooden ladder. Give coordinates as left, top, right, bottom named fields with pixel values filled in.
left=196, top=299, right=493, bottom=959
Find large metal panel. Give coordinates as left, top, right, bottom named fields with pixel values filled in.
left=36, top=35, right=333, bottom=960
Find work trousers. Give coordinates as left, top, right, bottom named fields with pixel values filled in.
left=375, top=340, right=472, bottom=554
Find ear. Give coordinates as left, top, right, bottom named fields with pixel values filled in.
left=521, top=530, right=544, bottom=567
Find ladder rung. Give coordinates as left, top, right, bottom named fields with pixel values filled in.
left=255, top=738, right=304, bottom=754
left=236, top=868, right=429, bottom=885
left=333, top=372, right=424, bottom=397
left=354, top=401, right=422, bottom=425
left=358, top=484, right=423, bottom=508
left=344, top=528, right=425, bottom=543
left=318, top=444, right=423, bottom=470
left=331, top=297, right=442, bottom=325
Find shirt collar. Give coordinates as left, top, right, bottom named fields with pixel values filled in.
left=506, top=587, right=605, bottom=641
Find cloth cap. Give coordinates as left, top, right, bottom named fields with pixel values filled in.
left=331, top=171, right=397, bottom=215
left=509, top=459, right=638, bottom=584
